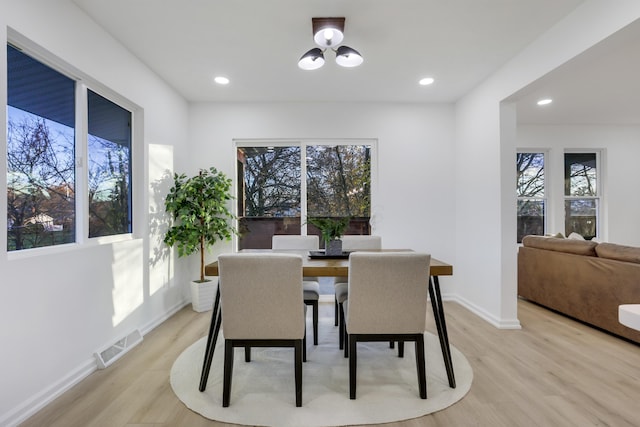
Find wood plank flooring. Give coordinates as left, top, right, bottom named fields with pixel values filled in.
left=20, top=299, right=640, bottom=427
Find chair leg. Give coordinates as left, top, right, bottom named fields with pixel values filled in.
left=303, top=327, right=307, bottom=362
left=312, top=300, right=318, bottom=345
left=222, top=340, right=234, bottom=407
left=295, top=340, right=303, bottom=407
left=343, top=308, right=349, bottom=358
left=305, top=299, right=319, bottom=346
left=339, top=302, right=345, bottom=349
left=398, top=341, right=405, bottom=358
left=349, top=335, right=357, bottom=399
left=245, top=345, right=251, bottom=362
left=334, top=297, right=339, bottom=326
left=415, top=334, right=427, bottom=399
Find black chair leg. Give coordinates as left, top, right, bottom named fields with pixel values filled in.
left=339, top=302, right=345, bottom=349
left=222, top=340, right=234, bottom=407
left=334, top=297, right=339, bottom=326
left=244, top=345, right=251, bottom=362
left=303, top=328, right=307, bottom=362
left=349, top=335, right=357, bottom=399
left=398, top=341, right=405, bottom=358
left=415, top=334, right=427, bottom=399
left=312, top=300, right=318, bottom=345
left=304, top=299, right=319, bottom=346
left=295, top=340, right=303, bottom=407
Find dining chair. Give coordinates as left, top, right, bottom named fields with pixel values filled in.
left=344, top=251, right=431, bottom=400
left=218, top=252, right=306, bottom=407
left=334, top=235, right=382, bottom=348
left=272, top=235, right=321, bottom=345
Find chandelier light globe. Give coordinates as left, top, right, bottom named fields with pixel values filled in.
left=335, top=46, right=363, bottom=68
left=298, top=48, right=326, bottom=70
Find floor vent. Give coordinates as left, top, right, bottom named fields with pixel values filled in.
left=94, top=329, right=143, bottom=369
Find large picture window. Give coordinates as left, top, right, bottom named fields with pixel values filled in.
left=516, top=152, right=545, bottom=243
left=6, top=44, right=133, bottom=251
left=237, top=141, right=373, bottom=249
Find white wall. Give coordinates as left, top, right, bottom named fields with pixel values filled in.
left=4, top=0, right=640, bottom=424
left=0, top=1, right=190, bottom=425
left=188, top=102, right=457, bottom=267
left=518, top=124, right=640, bottom=246
left=455, top=0, right=640, bottom=327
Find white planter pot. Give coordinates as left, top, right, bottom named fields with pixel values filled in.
left=190, top=279, right=217, bottom=312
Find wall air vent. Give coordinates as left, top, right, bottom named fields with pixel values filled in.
left=94, top=329, right=143, bottom=369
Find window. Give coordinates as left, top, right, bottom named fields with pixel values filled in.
left=7, top=44, right=133, bottom=251
left=516, top=152, right=545, bottom=243
left=237, top=142, right=373, bottom=249
left=87, top=90, right=132, bottom=237
left=564, top=152, right=599, bottom=239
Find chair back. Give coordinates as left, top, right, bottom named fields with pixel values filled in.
left=341, top=235, right=382, bottom=251
left=218, top=253, right=305, bottom=340
left=347, top=252, right=431, bottom=334
left=272, top=235, right=319, bottom=251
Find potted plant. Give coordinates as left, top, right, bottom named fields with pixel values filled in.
left=164, top=166, right=236, bottom=312
left=307, top=216, right=350, bottom=256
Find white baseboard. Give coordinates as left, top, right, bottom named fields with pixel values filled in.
left=321, top=291, right=521, bottom=330
left=0, top=358, right=96, bottom=427
left=1, top=299, right=190, bottom=427
left=452, top=294, right=522, bottom=329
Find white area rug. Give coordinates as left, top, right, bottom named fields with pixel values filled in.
left=170, top=316, right=473, bottom=426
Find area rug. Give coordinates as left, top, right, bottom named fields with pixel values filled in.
left=170, top=315, right=473, bottom=427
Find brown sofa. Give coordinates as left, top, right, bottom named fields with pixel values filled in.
left=518, top=235, right=640, bottom=343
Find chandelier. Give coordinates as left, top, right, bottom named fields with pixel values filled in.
left=298, top=17, right=363, bottom=71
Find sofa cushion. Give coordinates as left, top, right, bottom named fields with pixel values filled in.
left=521, top=235, right=597, bottom=256
left=595, top=243, right=640, bottom=264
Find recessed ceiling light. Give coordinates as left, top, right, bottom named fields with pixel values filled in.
left=537, top=98, right=552, bottom=106
left=419, top=77, right=435, bottom=86
left=214, top=76, right=230, bottom=85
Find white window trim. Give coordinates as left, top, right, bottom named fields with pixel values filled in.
left=517, top=149, right=548, bottom=239
left=6, top=31, right=143, bottom=259
left=562, top=149, right=603, bottom=239
left=234, top=138, right=378, bottom=250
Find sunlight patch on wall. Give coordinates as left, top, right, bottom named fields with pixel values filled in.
left=149, top=144, right=174, bottom=296
left=112, top=239, right=144, bottom=327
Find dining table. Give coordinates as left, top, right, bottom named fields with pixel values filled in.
left=198, top=249, right=455, bottom=392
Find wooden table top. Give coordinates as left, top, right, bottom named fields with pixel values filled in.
left=204, top=249, right=453, bottom=277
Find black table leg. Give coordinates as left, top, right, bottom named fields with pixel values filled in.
left=429, top=275, right=456, bottom=388
left=199, top=282, right=222, bottom=392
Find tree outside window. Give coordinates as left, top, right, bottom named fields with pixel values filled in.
left=517, top=152, right=545, bottom=243
left=7, top=44, right=133, bottom=251
left=237, top=142, right=372, bottom=249
left=564, top=152, right=598, bottom=239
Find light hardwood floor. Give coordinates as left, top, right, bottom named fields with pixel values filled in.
left=20, top=299, right=640, bottom=427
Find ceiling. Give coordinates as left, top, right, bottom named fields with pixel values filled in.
left=72, top=0, right=640, bottom=124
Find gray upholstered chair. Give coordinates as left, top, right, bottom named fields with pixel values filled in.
left=344, top=251, right=431, bottom=400
left=272, top=235, right=321, bottom=345
left=218, top=253, right=306, bottom=407
left=334, top=235, right=382, bottom=348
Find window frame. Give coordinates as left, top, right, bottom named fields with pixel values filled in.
left=234, top=138, right=378, bottom=249
left=6, top=34, right=142, bottom=258
left=516, top=150, right=547, bottom=242
left=563, top=149, right=602, bottom=240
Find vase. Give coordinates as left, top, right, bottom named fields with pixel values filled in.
left=326, top=239, right=343, bottom=256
